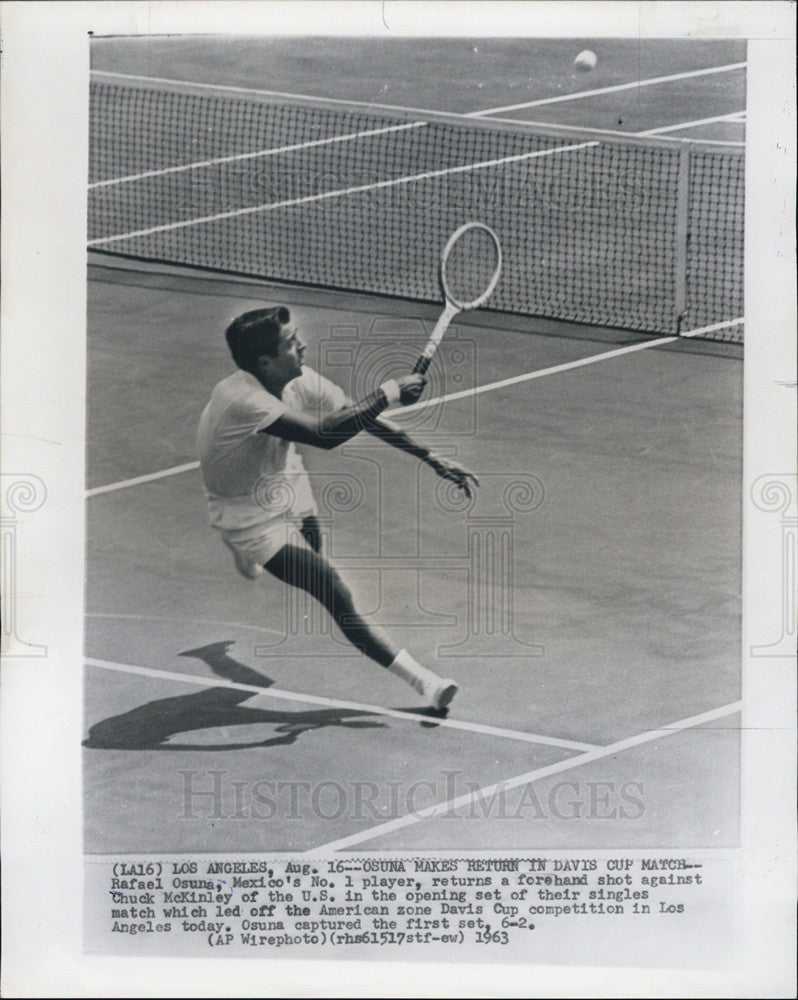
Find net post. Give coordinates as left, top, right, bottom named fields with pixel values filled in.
left=674, top=146, right=691, bottom=334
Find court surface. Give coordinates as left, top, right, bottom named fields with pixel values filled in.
left=85, top=37, right=744, bottom=854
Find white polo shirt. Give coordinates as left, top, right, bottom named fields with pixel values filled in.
left=197, top=366, right=347, bottom=532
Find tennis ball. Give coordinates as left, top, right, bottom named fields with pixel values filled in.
left=574, top=49, right=597, bottom=72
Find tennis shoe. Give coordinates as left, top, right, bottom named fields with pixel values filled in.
left=420, top=676, right=459, bottom=712
left=387, top=650, right=458, bottom=711
left=223, top=537, right=264, bottom=580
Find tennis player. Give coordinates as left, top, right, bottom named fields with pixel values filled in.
left=197, top=306, right=479, bottom=711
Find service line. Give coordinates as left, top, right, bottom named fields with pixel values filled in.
left=86, top=324, right=743, bottom=499
left=467, top=61, right=746, bottom=117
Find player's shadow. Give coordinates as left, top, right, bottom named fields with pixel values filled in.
left=82, top=640, right=391, bottom=751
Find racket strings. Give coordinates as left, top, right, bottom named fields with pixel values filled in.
left=442, top=225, right=501, bottom=309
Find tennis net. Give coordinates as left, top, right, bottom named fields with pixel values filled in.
left=88, top=72, right=744, bottom=342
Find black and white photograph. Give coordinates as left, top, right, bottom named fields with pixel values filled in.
left=83, top=32, right=749, bottom=851
left=1, top=2, right=795, bottom=997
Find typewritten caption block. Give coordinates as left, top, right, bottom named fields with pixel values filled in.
left=85, top=852, right=736, bottom=966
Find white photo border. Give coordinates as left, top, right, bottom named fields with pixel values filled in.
left=1, top=2, right=795, bottom=997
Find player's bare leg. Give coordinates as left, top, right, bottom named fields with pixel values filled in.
left=264, top=540, right=458, bottom=711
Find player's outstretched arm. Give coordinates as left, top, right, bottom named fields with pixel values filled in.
left=264, top=375, right=426, bottom=450
left=366, top=417, right=480, bottom=498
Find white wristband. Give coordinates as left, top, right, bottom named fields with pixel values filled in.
left=379, top=379, right=401, bottom=405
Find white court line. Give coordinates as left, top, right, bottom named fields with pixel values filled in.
left=84, top=656, right=600, bottom=752
left=91, top=70, right=743, bottom=164
left=86, top=611, right=285, bottom=638
left=305, top=700, right=742, bottom=853
left=398, top=335, right=677, bottom=413
left=85, top=323, right=743, bottom=499
left=638, top=111, right=746, bottom=136
left=467, top=62, right=746, bottom=116
left=96, top=65, right=743, bottom=124
left=87, top=140, right=597, bottom=246
left=398, top=317, right=743, bottom=415
left=464, top=114, right=745, bottom=146
left=86, top=460, right=200, bottom=497
left=680, top=317, right=744, bottom=339
left=90, top=69, right=498, bottom=121
left=88, top=122, right=426, bottom=189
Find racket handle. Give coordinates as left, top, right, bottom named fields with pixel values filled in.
left=412, top=303, right=457, bottom=377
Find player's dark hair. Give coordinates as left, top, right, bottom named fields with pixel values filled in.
left=225, top=307, right=290, bottom=372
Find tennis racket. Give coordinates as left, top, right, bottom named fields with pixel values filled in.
left=412, top=221, right=503, bottom=376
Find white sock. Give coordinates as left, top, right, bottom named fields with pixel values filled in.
left=387, top=649, right=439, bottom=689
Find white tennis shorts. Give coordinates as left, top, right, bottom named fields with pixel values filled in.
left=219, top=517, right=311, bottom=570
